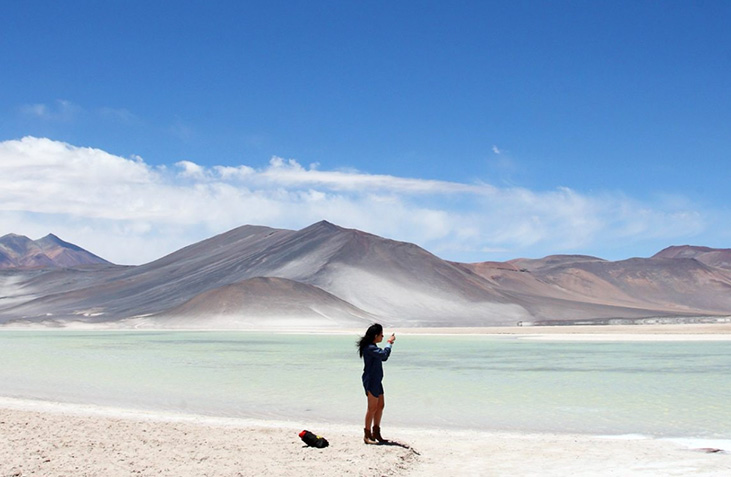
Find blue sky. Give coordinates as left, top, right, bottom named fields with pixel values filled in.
left=1, top=1, right=730, bottom=265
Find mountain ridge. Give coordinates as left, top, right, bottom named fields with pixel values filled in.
left=652, top=245, right=731, bottom=269
left=1, top=223, right=729, bottom=328
left=0, top=233, right=111, bottom=269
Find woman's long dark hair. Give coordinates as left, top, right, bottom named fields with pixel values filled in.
left=357, top=323, right=383, bottom=357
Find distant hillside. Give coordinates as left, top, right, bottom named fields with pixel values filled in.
left=653, top=245, right=731, bottom=270
left=0, top=221, right=528, bottom=327
left=148, top=277, right=376, bottom=329
left=0, top=233, right=111, bottom=269
left=0, top=222, right=729, bottom=328
left=461, top=252, right=731, bottom=323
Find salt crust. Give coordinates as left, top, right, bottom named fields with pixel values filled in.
left=1, top=397, right=730, bottom=477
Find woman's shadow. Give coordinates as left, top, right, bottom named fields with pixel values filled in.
left=376, top=439, right=420, bottom=455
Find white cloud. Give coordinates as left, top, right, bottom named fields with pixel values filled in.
left=20, top=103, right=50, bottom=118
left=176, top=160, right=207, bottom=179
left=0, top=136, right=715, bottom=265
left=214, top=165, right=255, bottom=179
left=98, top=107, right=140, bottom=124
left=258, top=156, right=492, bottom=194
left=19, top=100, right=81, bottom=122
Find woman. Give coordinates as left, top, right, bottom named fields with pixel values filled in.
left=357, top=323, right=395, bottom=444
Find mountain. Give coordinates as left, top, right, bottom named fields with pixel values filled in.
left=0, top=233, right=110, bottom=269
left=0, top=222, right=729, bottom=328
left=460, top=252, right=731, bottom=324
left=0, top=221, right=528, bottom=327
left=653, top=245, right=731, bottom=270
left=147, top=277, right=376, bottom=329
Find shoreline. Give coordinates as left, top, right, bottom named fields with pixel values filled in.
left=3, top=322, right=731, bottom=341
left=392, top=323, right=731, bottom=341
left=2, top=397, right=730, bottom=476
left=3, top=396, right=730, bottom=447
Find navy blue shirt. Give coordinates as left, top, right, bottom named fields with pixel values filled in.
left=362, top=343, right=392, bottom=397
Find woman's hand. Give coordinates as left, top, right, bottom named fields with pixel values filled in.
left=387, top=333, right=395, bottom=344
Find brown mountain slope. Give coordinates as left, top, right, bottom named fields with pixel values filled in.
left=0, top=221, right=529, bottom=327
left=463, top=253, right=731, bottom=321
left=148, top=277, right=375, bottom=329
left=0, top=233, right=110, bottom=269
left=1, top=222, right=730, bottom=328
left=271, top=222, right=526, bottom=325
left=653, top=245, right=731, bottom=270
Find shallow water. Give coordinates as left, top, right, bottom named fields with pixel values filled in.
left=0, top=331, right=729, bottom=441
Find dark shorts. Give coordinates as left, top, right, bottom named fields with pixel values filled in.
left=364, top=382, right=384, bottom=398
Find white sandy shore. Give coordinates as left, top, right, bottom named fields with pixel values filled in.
left=6, top=321, right=731, bottom=340
left=391, top=323, right=731, bottom=341
left=293, top=323, right=731, bottom=341
left=1, top=398, right=730, bottom=477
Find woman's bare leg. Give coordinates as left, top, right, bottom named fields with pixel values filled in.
left=365, top=392, right=379, bottom=429
left=373, top=394, right=385, bottom=427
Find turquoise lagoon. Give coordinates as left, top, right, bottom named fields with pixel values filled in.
left=0, top=331, right=729, bottom=442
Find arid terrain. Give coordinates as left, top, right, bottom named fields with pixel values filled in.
left=1, top=221, right=730, bottom=328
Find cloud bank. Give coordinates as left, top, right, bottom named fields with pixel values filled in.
left=0, top=137, right=713, bottom=265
